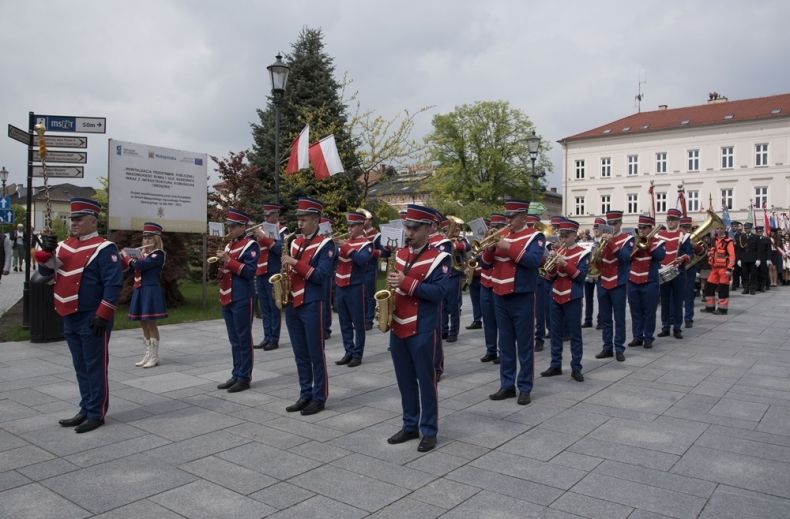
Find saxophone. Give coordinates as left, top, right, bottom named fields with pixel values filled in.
left=269, top=232, right=296, bottom=310
left=374, top=251, right=398, bottom=332
left=585, top=238, right=609, bottom=282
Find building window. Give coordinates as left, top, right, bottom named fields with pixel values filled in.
left=575, top=159, right=585, bottom=179
left=574, top=196, right=585, bottom=216
left=755, top=143, right=768, bottom=166
left=656, top=192, right=667, bottom=213
left=721, top=188, right=734, bottom=210
left=721, top=146, right=734, bottom=169
left=688, top=149, right=700, bottom=171
left=627, top=155, right=639, bottom=176
left=656, top=152, right=667, bottom=174
left=600, top=157, right=611, bottom=178
left=687, top=190, right=699, bottom=212
left=755, top=186, right=768, bottom=208
left=600, top=194, right=611, bottom=214
left=627, top=193, right=639, bottom=214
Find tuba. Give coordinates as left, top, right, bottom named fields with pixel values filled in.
left=269, top=232, right=297, bottom=310
left=686, top=209, right=724, bottom=269
left=374, top=241, right=398, bottom=332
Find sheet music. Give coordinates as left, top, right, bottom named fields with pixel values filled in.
left=261, top=222, right=279, bottom=239
left=123, top=247, right=143, bottom=259
left=379, top=223, right=404, bottom=248
left=208, top=221, right=224, bottom=237
left=467, top=217, right=488, bottom=241
left=318, top=221, right=333, bottom=237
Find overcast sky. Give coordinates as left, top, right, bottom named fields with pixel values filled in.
left=2, top=0, right=789, bottom=195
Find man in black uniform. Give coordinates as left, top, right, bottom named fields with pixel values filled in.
left=755, top=226, right=772, bottom=292
left=730, top=221, right=742, bottom=290
left=739, top=222, right=759, bottom=295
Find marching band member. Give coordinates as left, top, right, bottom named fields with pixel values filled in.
left=483, top=200, right=545, bottom=406
left=478, top=213, right=507, bottom=363
left=756, top=226, right=771, bottom=292
left=702, top=222, right=736, bottom=314
left=443, top=218, right=470, bottom=343
left=283, top=197, right=336, bottom=415
left=216, top=208, right=260, bottom=393
left=334, top=212, right=373, bottom=367
left=35, top=198, right=123, bottom=433
left=582, top=217, right=606, bottom=329
left=730, top=221, right=743, bottom=290
left=594, top=210, right=634, bottom=362
left=680, top=216, right=702, bottom=328
left=386, top=204, right=449, bottom=452
left=657, top=208, right=693, bottom=339
left=361, top=208, right=380, bottom=331
left=540, top=219, right=590, bottom=382
left=428, top=212, right=451, bottom=380
left=320, top=216, right=336, bottom=339
left=627, top=215, right=666, bottom=349
left=253, top=204, right=286, bottom=351
left=533, top=215, right=552, bottom=352
left=126, top=222, right=167, bottom=368
left=465, top=224, right=484, bottom=331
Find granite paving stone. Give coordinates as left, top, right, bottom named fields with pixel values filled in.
left=707, top=397, right=769, bottom=421
left=587, top=416, right=708, bottom=455
left=568, top=437, right=680, bottom=471
left=0, top=482, right=91, bottom=519
left=550, top=491, right=633, bottom=519
left=90, top=500, right=187, bottom=519
left=698, top=485, right=790, bottom=519
left=129, top=405, right=243, bottom=441
left=218, top=441, right=322, bottom=480
left=593, top=460, right=716, bottom=498
left=332, top=452, right=436, bottom=490
left=16, top=457, right=80, bottom=480
left=150, top=480, right=276, bottom=519
left=179, top=455, right=278, bottom=494
left=0, top=444, right=55, bottom=471
left=471, top=450, right=587, bottom=490
left=0, top=470, right=31, bottom=492
left=249, top=481, right=316, bottom=510
left=446, top=465, right=564, bottom=506
left=439, top=489, right=546, bottom=518
left=498, top=426, right=580, bottom=461
left=408, top=477, right=481, bottom=509
left=265, top=494, right=368, bottom=519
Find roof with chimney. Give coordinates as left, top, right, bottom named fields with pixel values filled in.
left=32, top=183, right=96, bottom=202
left=560, top=92, right=790, bottom=144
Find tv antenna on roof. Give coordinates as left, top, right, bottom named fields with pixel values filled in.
left=635, top=71, right=646, bottom=113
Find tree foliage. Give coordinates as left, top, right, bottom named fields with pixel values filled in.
left=426, top=100, right=551, bottom=205
left=207, top=150, right=262, bottom=222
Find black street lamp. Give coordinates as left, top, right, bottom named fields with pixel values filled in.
left=0, top=166, right=8, bottom=198
left=526, top=130, right=541, bottom=178
left=267, top=53, right=290, bottom=205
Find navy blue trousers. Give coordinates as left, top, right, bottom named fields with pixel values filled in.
left=597, top=284, right=627, bottom=354
left=323, top=279, right=333, bottom=336
left=434, top=302, right=444, bottom=375
left=469, top=276, right=482, bottom=322
left=480, top=285, right=498, bottom=357
left=222, top=298, right=254, bottom=383
left=583, top=281, right=598, bottom=325
left=535, top=278, right=548, bottom=343
left=628, top=281, right=659, bottom=344
left=495, top=292, right=535, bottom=394
left=64, top=310, right=112, bottom=421
left=286, top=300, right=328, bottom=403
left=390, top=330, right=438, bottom=437
left=684, top=266, right=697, bottom=324
left=660, top=270, right=686, bottom=333
left=336, top=284, right=366, bottom=360
left=442, top=276, right=462, bottom=338
left=364, top=267, right=376, bottom=327
left=256, top=275, right=281, bottom=344
left=550, top=298, right=583, bottom=372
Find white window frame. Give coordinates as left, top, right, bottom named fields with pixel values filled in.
left=600, top=157, right=611, bottom=178
left=755, top=143, right=768, bottom=167
left=627, top=155, right=639, bottom=176
left=687, top=190, right=699, bottom=212
left=688, top=149, right=700, bottom=172
left=575, top=159, right=585, bottom=180
left=721, top=146, right=734, bottom=169
left=655, top=152, right=667, bottom=174
left=600, top=194, right=611, bottom=214
left=755, top=186, right=768, bottom=209
left=721, top=188, right=734, bottom=210
left=627, top=193, right=639, bottom=214
left=655, top=192, right=667, bottom=213
left=574, top=196, right=585, bottom=216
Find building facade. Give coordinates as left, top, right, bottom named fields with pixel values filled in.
left=559, top=93, right=790, bottom=229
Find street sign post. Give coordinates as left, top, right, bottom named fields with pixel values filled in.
left=34, top=115, right=106, bottom=134
left=33, top=150, right=87, bottom=164
left=34, top=135, right=88, bottom=149
left=8, top=124, right=30, bottom=145
left=0, top=196, right=11, bottom=210
left=0, top=209, right=13, bottom=224
left=32, top=166, right=84, bottom=178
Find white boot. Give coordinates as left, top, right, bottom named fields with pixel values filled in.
left=135, top=339, right=151, bottom=367
left=142, top=339, right=160, bottom=368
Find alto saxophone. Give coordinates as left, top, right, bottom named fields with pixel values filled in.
left=374, top=249, right=398, bottom=332
left=269, top=232, right=296, bottom=310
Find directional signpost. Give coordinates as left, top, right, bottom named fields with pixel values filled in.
left=34, top=135, right=88, bottom=149
left=8, top=124, right=30, bottom=145
left=32, top=166, right=84, bottom=178
left=34, top=115, right=106, bottom=134
left=33, top=150, right=87, bottom=164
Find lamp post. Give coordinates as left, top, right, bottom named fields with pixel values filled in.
left=526, top=130, right=541, bottom=177
left=267, top=53, right=290, bottom=205
left=0, top=166, right=8, bottom=198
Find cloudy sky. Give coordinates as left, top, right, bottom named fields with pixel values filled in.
left=2, top=0, right=789, bottom=193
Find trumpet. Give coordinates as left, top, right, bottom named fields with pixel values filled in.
left=470, top=225, right=511, bottom=257
left=539, top=245, right=567, bottom=277
left=332, top=232, right=349, bottom=241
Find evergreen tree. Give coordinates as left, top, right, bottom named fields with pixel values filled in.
left=251, top=27, right=360, bottom=223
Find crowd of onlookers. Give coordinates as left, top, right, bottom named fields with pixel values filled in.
left=0, top=224, right=43, bottom=283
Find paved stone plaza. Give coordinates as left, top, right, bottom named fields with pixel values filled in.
left=1, top=288, right=790, bottom=518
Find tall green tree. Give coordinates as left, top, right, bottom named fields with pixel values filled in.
left=251, top=27, right=360, bottom=218
left=426, top=100, right=550, bottom=205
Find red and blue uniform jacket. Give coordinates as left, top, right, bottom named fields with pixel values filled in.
left=545, top=244, right=590, bottom=304
left=256, top=225, right=288, bottom=277
left=629, top=237, right=666, bottom=284
left=335, top=236, right=373, bottom=287
left=123, top=249, right=165, bottom=289
left=218, top=237, right=259, bottom=306
left=598, top=232, right=634, bottom=290
left=480, top=227, right=545, bottom=296
left=391, top=245, right=450, bottom=339
left=37, top=234, right=123, bottom=321
left=288, top=233, right=336, bottom=308
left=657, top=228, right=693, bottom=267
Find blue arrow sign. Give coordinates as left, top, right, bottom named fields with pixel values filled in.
left=0, top=196, right=10, bottom=210
left=35, top=115, right=106, bottom=134
left=0, top=209, right=13, bottom=224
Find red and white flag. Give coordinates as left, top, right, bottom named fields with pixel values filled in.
left=285, top=125, right=310, bottom=175
left=309, top=134, right=345, bottom=180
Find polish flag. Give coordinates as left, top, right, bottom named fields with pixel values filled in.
left=763, top=205, right=771, bottom=237
left=285, top=125, right=310, bottom=175
left=309, top=135, right=345, bottom=180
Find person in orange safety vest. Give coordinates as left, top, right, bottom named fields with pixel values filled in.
left=702, top=224, right=736, bottom=315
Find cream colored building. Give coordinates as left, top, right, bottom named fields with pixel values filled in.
left=559, top=93, right=790, bottom=228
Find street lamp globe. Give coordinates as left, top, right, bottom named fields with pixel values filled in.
left=526, top=131, right=541, bottom=162
left=267, top=54, right=290, bottom=94
left=0, top=166, right=8, bottom=184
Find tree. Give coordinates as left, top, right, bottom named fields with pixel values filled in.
left=251, top=28, right=360, bottom=216
left=426, top=100, right=551, bottom=205
left=207, top=150, right=262, bottom=222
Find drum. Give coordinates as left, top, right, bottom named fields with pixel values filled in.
left=659, top=264, right=680, bottom=284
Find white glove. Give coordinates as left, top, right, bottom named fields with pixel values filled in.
left=767, top=260, right=772, bottom=266
left=737, top=260, right=742, bottom=267
left=756, top=260, right=761, bottom=267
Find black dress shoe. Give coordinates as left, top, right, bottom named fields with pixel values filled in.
left=286, top=398, right=311, bottom=412
left=540, top=366, right=562, bottom=377
left=446, top=336, right=458, bottom=343
left=324, top=331, right=332, bottom=339
left=685, top=321, right=693, bottom=329
left=571, top=370, right=584, bottom=382
left=300, top=400, right=325, bottom=415
left=701, top=307, right=715, bottom=313
left=749, top=290, right=755, bottom=295
left=74, top=418, right=104, bottom=434
left=673, top=331, right=683, bottom=339
left=347, top=358, right=362, bottom=367
left=227, top=381, right=250, bottom=393
left=741, top=289, right=749, bottom=295
left=58, top=413, right=87, bottom=427
left=387, top=429, right=419, bottom=444
left=581, top=322, right=593, bottom=328
left=517, top=392, right=531, bottom=405
left=480, top=353, right=498, bottom=363
left=465, top=321, right=482, bottom=330
left=418, top=436, right=437, bottom=452
left=489, top=387, right=516, bottom=400
left=643, top=341, right=653, bottom=349
left=254, top=339, right=269, bottom=349
left=262, top=342, right=279, bottom=351
left=657, top=330, right=670, bottom=337
left=615, top=352, right=625, bottom=362
left=493, top=357, right=500, bottom=364
left=628, top=339, right=643, bottom=347
left=217, top=378, right=237, bottom=390
left=595, top=350, right=613, bottom=359
left=335, top=354, right=352, bottom=365
left=534, top=341, right=544, bottom=352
